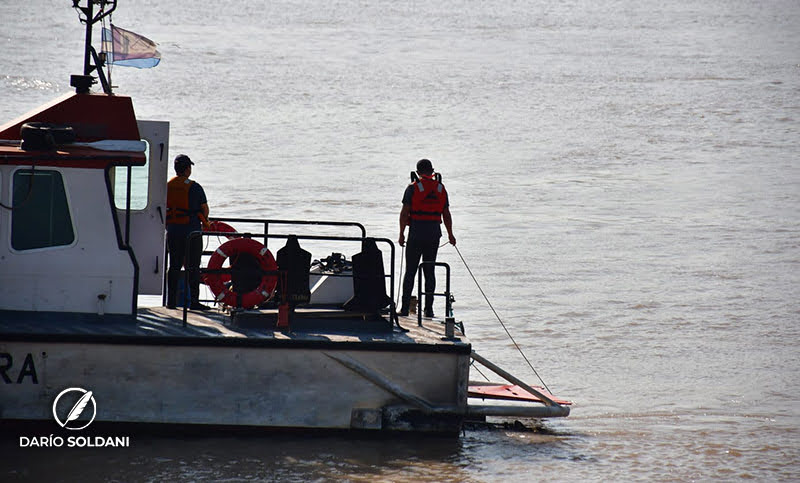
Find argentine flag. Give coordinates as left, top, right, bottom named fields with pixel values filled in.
left=102, top=24, right=161, bottom=69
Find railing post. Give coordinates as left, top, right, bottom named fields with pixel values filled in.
left=416, top=261, right=452, bottom=327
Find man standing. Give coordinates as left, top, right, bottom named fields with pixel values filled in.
left=398, top=159, right=456, bottom=317
left=166, top=154, right=210, bottom=310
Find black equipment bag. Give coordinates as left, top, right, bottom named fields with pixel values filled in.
left=276, top=235, right=311, bottom=306
left=343, top=238, right=392, bottom=313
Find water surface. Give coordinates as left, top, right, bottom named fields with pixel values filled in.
left=1, top=0, right=798, bottom=480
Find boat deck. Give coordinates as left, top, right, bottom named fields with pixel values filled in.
left=0, top=306, right=471, bottom=354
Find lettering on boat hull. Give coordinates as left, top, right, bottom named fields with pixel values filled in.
left=0, top=352, right=39, bottom=384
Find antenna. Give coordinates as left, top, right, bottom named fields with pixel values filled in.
left=71, top=0, right=117, bottom=94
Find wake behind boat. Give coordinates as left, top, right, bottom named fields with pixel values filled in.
left=0, top=0, right=570, bottom=434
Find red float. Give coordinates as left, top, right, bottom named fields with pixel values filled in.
left=204, top=238, right=277, bottom=308
left=204, top=220, right=239, bottom=239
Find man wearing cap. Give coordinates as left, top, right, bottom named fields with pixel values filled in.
left=166, top=154, right=210, bottom=310
left=398, top=159, right=456, bottom=317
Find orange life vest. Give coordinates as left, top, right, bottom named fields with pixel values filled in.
left=166, top=176, right=195, bottom=225
left=410, top=175, right=447, bottom=223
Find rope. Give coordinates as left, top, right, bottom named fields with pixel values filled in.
left=0, top=165, right=35, bottom=211
left=453, top=244, right=552, bottom=393
left=470, top=359, right=491, bottom=382
left=395, top=245, right=405, bottom=308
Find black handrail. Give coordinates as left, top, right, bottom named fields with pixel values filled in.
left=209, top=218, right=366, bottom=250
left=168, top=217, right=366, bottom=312
left=180, top=230, right=399, bottom=330
left=416, top=262, right=452, bottom=327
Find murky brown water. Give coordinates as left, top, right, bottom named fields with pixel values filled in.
left=2, top=0, right=799, bottom=480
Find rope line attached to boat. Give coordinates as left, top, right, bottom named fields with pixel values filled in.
left=470, top=359, right=491, bottom=382
left=395, top=245, right=405, bottom=308
left=452, top=244, right=552, bottom=393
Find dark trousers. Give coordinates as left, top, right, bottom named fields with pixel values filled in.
left=401, top=237, right=439, bottom=312
left=167, top=232, right=203, bottom=306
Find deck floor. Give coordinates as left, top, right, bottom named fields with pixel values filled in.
left=148, top=306, right=467, bottom=345
left=0, top=305, right=469, bottom=350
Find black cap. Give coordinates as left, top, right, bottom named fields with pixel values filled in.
left=416, top=158, right=433, bottom=174
left=174, top=154, right=194, bottom=172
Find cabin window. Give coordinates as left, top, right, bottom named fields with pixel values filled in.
left=11, top=169, right=75, bottom=251
left=113, top=140, right=150, bottom=210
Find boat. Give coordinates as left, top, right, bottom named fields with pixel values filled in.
left=0, top=1, right=570, bottom=434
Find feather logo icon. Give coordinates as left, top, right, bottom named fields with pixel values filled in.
left=52, top=387, right=97, bottom=430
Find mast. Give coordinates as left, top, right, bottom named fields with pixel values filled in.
left=70, top=0, right=117, bottom=94
left=82, top=0, right=94, bottom=77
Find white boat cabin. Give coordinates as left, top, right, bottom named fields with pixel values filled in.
left=0, top=91, right=169, bottom=316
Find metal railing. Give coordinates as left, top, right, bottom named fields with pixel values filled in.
left=209, top=218, right=366, bottom=251
left=416, top=261, right=452, bottom=327
left=163, top=218, right=367, bottom=308
left=176, top=220, right=398, bottom=329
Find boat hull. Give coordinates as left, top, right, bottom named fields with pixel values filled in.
left=0, top=339, right=471, bottom=433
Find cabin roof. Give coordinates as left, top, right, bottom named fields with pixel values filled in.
left=0, top=92, right=141, bottom=142
left=0, top=92, right=146, bottom=168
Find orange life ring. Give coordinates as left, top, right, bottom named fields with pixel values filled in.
left=204, top=238, right=278, bottom=308
left=204, top=220, right=239, bottom=239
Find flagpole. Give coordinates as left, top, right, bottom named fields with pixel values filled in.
left=79, top=0, right=94, bottom=76
left=72, top=1, right=117, bottom=94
